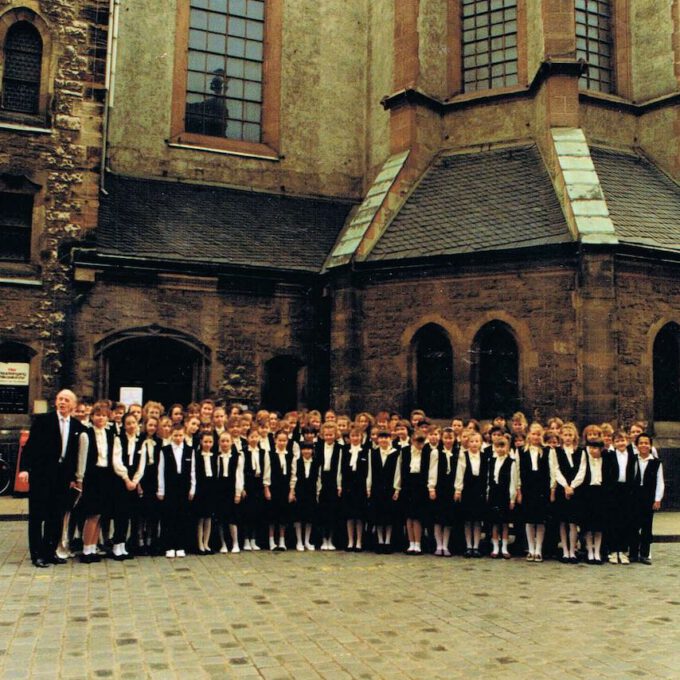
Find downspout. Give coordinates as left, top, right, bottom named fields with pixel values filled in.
left=100, top=0, right=121, bottom=194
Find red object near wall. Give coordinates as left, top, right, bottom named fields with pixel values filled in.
left=13, top=430, right=29, bottom=493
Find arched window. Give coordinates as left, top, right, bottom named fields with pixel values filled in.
left=2, top=21, right=42, bottom=114
left=653, top=322, right=680, bottom=421
left=262, top=356, right=302, bottom=414
left=471, top=321, right=519, bottom=419
left=412, top=324, right=453, bottom=418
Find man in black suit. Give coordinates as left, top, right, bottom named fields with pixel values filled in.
left=18, top=389, right=86, bottom=567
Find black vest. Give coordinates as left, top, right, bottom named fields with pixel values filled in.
left=161, top=444, right=194, bottom=498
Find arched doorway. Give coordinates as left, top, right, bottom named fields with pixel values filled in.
left=653, top=322, right=680, bottom=421
left=412, top=324, right=453, bottom=418
left=471, top=321, right=519, bottom=418
left=262, top=356, right=303, bottom=414
left=95, top=326, right=210, bottom=406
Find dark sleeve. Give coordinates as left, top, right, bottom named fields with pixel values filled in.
left=20, top=414, right=46, bottom=473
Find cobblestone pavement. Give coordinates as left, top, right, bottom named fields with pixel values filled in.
left=0, top=524, right=679, bottom=680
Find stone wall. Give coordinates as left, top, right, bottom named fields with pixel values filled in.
left=330, top=261, right=579, bottom=422
left=107, top=0, right=368, bottom=200
left=0, top=0, right=105, bottom=421
left=71, top=274, right=323, bottom=410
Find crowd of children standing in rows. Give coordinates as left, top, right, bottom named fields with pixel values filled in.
left=63, top=399, right=665, bottom=565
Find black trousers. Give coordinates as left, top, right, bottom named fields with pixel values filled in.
left=607, top=483, right=632, bottom=552
left=28, top=495, right=62, bottom=561
left=630, top=503, right=654, bottom=559
left=161, top=496, right=191, bottom=551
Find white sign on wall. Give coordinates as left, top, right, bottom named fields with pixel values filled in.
left=119, top=386, right=143, bottom=407
left=0, top=362, right=30, bottom=386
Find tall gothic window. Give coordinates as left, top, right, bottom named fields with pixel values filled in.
left=413, top=324, right=454, bottom=418
left=2, top=21, right=42, bottom=114
left=575, top=0, right=613, bottom=93
left=462, top=0, right=518, bottom=92
left=185, top=0, right=265, bottom=142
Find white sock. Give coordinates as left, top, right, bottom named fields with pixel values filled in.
left=525, top=525, right=536, bottom=555
left=269, top=537, right=276, bottom=550
left=501, top=539, right=508, bottom=553
left=491, top=539, right=499, bottom=553
left=535, top=524, right=545, bottom=557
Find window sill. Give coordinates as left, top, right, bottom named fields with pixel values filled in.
left=0, top=262, right=42, bottom=286
left=167, top=133, right=280, bottom=161
left=0, top=119, right=52, bottom=135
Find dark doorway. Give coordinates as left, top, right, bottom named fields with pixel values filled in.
left=472, top=321, right=519, bottom=419
left=413, top=324, right=453, bottom=418
left=262, top=356, right=301, bottom=414
left=98, top=327, right=210, bottom=407
left=653, top=322, right=680, bottom=421
left=107, top=337, right=199, bottom=406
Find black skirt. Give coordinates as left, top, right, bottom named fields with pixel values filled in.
left=80, top=466, right=115, bottom=518
left=401, top=471, right=429, bottom=522
left=461, top=473, right=486, bottom=521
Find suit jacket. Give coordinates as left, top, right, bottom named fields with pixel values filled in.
left=21, top=411, right=85, bottom=503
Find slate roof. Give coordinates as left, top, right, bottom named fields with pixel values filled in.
left=88, top=174, right=353, bottom=273
left=591, top=147, right=680, bottom=253
left=367, top=145, right=572, bottom=261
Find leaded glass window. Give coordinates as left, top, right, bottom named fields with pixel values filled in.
left=2, top=22, right=42, bottom=114
left=576, top=0, right=613, bottom=93
left=462, top=0, right=518, bottom=92
left=185, top=0, right=265, bottom=142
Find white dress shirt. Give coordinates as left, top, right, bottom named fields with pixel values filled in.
left=157, top=443, right=196, bottom=497
left=636, top=456, right=665, bottom=502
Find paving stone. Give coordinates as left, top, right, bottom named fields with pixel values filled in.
left=1, top=523, right=680, bottom=679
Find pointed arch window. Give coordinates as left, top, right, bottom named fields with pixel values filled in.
left=2, top=21, right=42, bottom=114
left=653, top=322, right=680, bottom=421
left=412, top=324, right=454, bottom=418
left=471, top=321, right=519, bottom=418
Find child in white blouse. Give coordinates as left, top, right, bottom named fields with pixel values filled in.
left=454, top=431, right=488, bottom=558
left=571, top=429, right=606, bottom=564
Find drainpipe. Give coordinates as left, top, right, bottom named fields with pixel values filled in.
left=100, top=0, right=120, bottom=194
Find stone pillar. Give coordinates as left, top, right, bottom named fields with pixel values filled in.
left=328, top=271, right=362, bottom=414
left=575, top=251, right=619, bottom=424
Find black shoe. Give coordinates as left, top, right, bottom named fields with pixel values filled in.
left=50, top=556, right=68, bottom=565
left=569, top=556, right=579, bottom=564
left=472, top=549, right=482, bottom=558
left=32, top=558, right=50, bottom=568
left=559, top=555, right=569, bottom=564
left=464, top=548, right=473, bottom=558
left=640, top=556, right=652, bottom=565
left=80, top=554, right=93, bottom=564
left=112, top=554, right=126, bottom=562
left=89, top=553, right=102, bottom=563
left=354, top=546, right=363, bottom=553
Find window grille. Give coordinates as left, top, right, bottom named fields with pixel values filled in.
left=462, top=0, right=518, bottom=92
left=576, top=0, right=613, bottom=93
left=185, top=0, right=265, bottom=142
left=2, top=22, right=42, bottom=114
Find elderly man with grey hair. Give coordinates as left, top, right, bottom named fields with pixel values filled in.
left=18, top=389, right=88, bottom=567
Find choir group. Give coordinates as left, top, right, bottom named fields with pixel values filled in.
left=32, top=397, right=666, bottom=566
